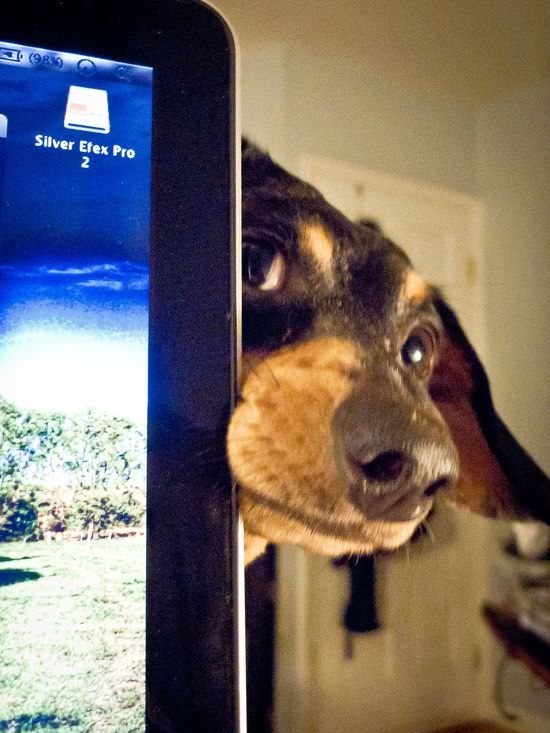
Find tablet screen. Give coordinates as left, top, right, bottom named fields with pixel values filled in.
left=0, top=41, right=152, bottom=730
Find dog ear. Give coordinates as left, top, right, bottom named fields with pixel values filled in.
left=242, top=136, right=260, bottom=156
left=241, top=138, right=282, bottom=190
left=429, top=295, right=550, bottom=523
left=356, top=217, right=383, bottom=234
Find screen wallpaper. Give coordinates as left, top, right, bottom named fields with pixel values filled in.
left=0, top=41, right=152, bottom=731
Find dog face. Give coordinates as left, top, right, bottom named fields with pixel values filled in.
left=228, top=141, right=550, bottom=564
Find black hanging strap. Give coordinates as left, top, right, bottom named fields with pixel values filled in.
left=335, top=554, right=380, bottom=634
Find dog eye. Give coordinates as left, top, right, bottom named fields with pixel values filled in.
left=243, top=243, right=285, bottom=291
left=401, top=329, right=435, bottom=374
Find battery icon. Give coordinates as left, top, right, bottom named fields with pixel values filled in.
left=0, top=47, right=22, bottom=63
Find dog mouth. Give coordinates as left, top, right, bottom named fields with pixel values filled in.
left=240, top=481, right=432, bottom=553
left=370, top=489, right=434, bottom=523
left=347, top=477, right=445, bottom=524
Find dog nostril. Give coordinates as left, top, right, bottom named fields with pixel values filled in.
left=424, top=477, right=449, bottom=497
left=359, top=450, right=408, bottom=483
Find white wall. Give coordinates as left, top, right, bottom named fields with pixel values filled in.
left=281, top=45, right=478, bottom=196
left=216, top=0, right=550, bottom=729
left=474, top=77, right=550, bottom=727
left=237, top=41, right=479, bottom=197
left=476, top=78, right=550, bottom=472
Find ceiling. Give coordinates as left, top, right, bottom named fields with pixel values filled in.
left=216, top=0, right=550, bottom=104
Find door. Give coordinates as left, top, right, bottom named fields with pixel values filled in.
left=274, top=155, right=492, bottom=733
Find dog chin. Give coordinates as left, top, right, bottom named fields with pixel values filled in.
left=241, top=494, right=429, bottom=563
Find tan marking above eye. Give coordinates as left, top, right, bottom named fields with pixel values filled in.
left=401, top=269, right=427, bottom=305
left=299, top=221, right=335, bottom=275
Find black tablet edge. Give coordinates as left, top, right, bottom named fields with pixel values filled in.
left=1, top=2, right=243, bottom=731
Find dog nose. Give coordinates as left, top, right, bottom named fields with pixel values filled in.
left=346, top=442, right=451, bottom=521
left=360, top=450, right=409, bottom=483
left=333, top=390, right=459, bottom=522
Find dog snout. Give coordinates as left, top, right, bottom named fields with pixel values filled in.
left=333, top=389, right=459, bottom=522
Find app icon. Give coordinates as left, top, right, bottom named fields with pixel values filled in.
left=64, top=86, right=110, bottom=134
left=115, top=66, right=131, bottom=81
left=77, top=59, right=97, bottom=76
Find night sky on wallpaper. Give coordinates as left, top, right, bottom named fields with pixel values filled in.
left=0, top=49, right=152, bottom=424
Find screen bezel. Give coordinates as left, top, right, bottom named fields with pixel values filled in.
left=1, top=1, right=241, bottom=731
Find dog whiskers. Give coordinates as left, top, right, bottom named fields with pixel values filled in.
left=242, top=356, right=281, bottom=389
left=263, top=360, right=281, bottom=389
left=226, top=435, right=271, bottom=445
left=188, top=444, right=221, bottom=459
left=178, top=444, right=228, bottom=472
left=422, top=518, right=436, bottom=544
left=208, top=476, right=234, bottom=500
left=346, top=552, right=356, bottom=565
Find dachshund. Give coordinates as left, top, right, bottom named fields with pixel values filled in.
left=228, top=140, right=550, bottom=565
